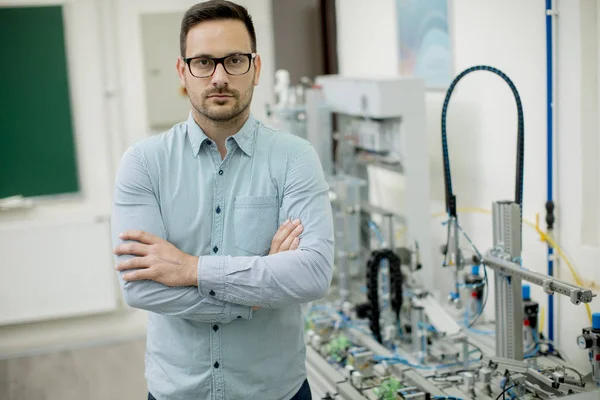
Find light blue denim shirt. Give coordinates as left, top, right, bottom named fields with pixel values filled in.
left=111, top=112, right=335, bottom=400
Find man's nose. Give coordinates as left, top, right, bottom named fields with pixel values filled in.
left=211, top=63, right=229, bottom=87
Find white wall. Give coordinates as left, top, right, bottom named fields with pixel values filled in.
left=555, top=0, right=600, bottom=368
left=141, top=12, right=191, bottom=131
left=0, top=0, right=276, bottom=357
left=337, top=0, right=600, bottom=372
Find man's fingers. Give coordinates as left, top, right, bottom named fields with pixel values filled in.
left=290, top=237, right=300, bottom=250
left=119, top=230, right=161, bottom=245
left=269, top=218, right=302, bottom=254
left=114, top=242, right=150, bottom=256
left=122, top=266, right=155, bottom=282
left=116, top=256, right=150, bottom=271
left=272, top=219, right=292, bottom=244
left=279, top=219, right=300, bottom=240
left=279, top=224, right=303, bottom=251
left=275, top=219, right=290, bottom=234
left=270, top=219, right=294, bottom=252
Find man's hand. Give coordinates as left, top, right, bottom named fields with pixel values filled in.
left=251, top=219, right=303, bottom=311
left=114, top=231, right=197, bottom=287
left=269, top=218, right=303, bottom=254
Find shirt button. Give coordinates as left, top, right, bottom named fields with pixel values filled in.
left=218, top=170, right=224, bottom=175
left=216, top=206, right=221, bottom=214
left=213, top=246, right=218, bottom=253
left=213, top=324, right=219, bottom=332
left=209, top=290, right=215, bottom=296
left=214, top=361, right=220, bottom=368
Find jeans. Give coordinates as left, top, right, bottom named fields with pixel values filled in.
left=148, top=379, right=312, bottom=400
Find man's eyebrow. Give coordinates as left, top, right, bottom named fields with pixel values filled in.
left=188, top=51, right=250, bottom=58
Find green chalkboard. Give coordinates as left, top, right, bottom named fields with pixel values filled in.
left=0, top=5, right=79, bottom=199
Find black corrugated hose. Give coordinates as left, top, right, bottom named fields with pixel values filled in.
left=441, top=66, right=525, bottom=218
left=366, top=249, right=403, bottom=343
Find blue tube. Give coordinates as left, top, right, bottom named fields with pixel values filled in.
left=545, top=0, right=555, bottom=345
left=524, top=328, right=540, bottom=358
left=433, top=397, right=463, bottom=400
left=368, top=220, right=385, bottom=244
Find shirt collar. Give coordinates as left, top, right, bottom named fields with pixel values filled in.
left=186, top=111, right=257, bottom=157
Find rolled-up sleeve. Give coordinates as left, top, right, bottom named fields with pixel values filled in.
left=112, top=145, right=252, bottom=322
left=198, top=143, right=335, bottom=308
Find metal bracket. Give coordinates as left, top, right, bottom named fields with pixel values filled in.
left=483, top=355, right=528, bottom=374
left=483, top=254, right=595, bottom=305
left=542, top=279, right=554, bottom=296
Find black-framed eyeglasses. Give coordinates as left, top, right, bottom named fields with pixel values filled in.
left=183, top=53, right=256, bottom=78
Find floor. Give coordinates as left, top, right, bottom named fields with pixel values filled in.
left=0, top=338, right=148, bottom=400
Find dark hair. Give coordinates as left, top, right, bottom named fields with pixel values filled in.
left=180, top=1, right=257, bottom=57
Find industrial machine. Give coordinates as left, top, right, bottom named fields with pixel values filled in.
left=577, top=314, right=600, bottom=386
left=266, top=68, right=600, bottom=400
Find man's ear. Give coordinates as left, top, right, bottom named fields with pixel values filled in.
left=253, top=54, right=262, bottom=86
left=176, top=57, right=187, bottom=87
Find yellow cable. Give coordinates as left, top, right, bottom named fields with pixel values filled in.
left=395, top=207, right=594, bottom=323
left=539, top=306, right=545, bottom=333
left=533, top=213, right=593, bottom=323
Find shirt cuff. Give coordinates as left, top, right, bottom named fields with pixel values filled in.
left=198, top=256, right=253, bottom=321
left=228, top=303, right=253, bottom=320
left=197, top=255, right=225, bottom=299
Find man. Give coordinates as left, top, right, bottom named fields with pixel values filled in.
left=110, top=1, right=334, bottom=399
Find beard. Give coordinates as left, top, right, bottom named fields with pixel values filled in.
left=188, top=84, right=253, bottom=123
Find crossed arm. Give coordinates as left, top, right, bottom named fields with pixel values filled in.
left=114, top=220, right=304, bottom=287
left=111, top=144, right=334, bottom=323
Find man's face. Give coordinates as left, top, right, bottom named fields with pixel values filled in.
left=177, top=19, right=261, bottom=122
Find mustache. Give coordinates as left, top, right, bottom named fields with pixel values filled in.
left=204, top=89, right=238, bottom=98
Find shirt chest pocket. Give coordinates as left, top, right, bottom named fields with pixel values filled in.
left=233, top=195, right=279, bottom=256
